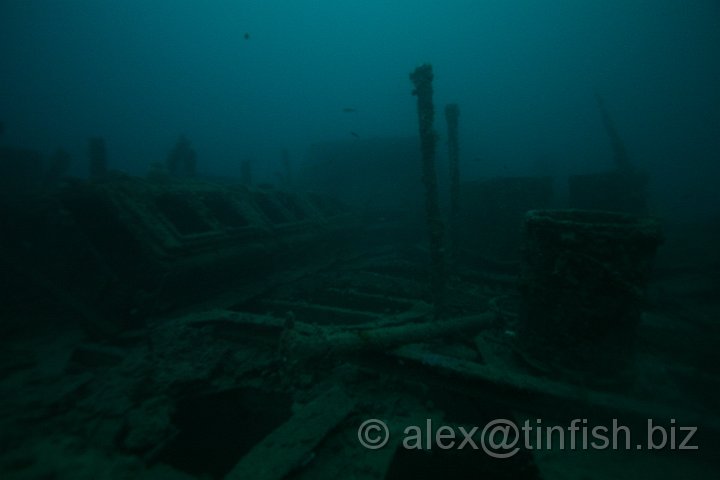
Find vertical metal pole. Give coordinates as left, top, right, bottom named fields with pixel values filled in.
left=410, top=64, right=445, bottom=318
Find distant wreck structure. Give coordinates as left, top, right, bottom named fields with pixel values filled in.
left=166, top=134, right=197, bottom=178
left=298, top=137, right=425, bottom=215
left=460, top=176, right=554, bottom=263
left=568, top=94, right=648, bottom=214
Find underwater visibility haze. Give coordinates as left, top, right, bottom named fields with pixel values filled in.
left=1, top=1, right=719, bottom=479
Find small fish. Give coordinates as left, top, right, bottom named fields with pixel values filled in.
left=342, top=107, right=357, bottom=113
left=244, top=32, right=250, bottom=40
left=350, top=132, right=360, bottom=138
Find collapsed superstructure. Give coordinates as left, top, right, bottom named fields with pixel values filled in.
left=1, top=174, right=354, bottom=338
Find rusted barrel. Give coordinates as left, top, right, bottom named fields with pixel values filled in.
left=518, top=209, right=662, bottom=383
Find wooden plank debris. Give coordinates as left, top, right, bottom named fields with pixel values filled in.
left=392, top=344, right=720, bottom=433
left=224, top=386, right=356, bottom=480
left=177, top=309, right=497, bottom=361
left=280, top=312, right=497, bottom=360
